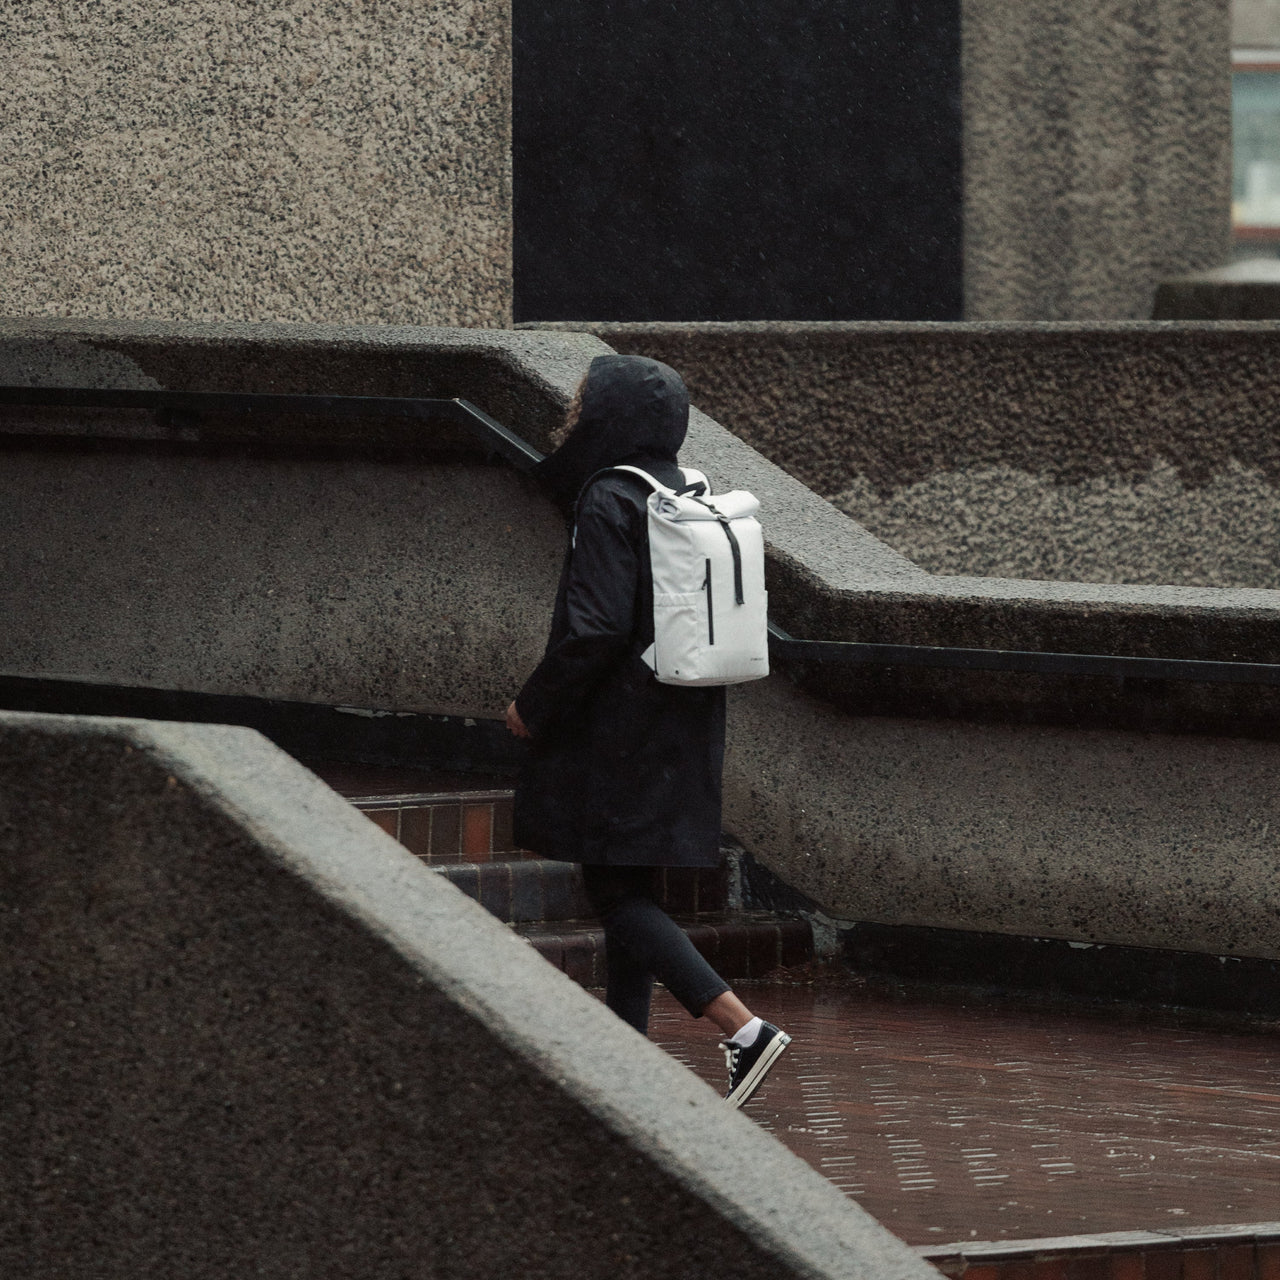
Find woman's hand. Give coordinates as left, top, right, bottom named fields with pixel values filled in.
left=505, top=700, right=531, bottom=739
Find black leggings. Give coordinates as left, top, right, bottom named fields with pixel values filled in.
left=581, top=864, right=731, bottom=1036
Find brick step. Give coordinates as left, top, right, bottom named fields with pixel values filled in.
left=431, top=857, right=732, bottom=923
left=515, top=913, right=813, bottom=987
left=317, top=763, right=809, bottom=984
left=351, top=789, right=525, bottom=864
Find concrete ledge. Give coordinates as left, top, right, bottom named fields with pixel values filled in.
left=1154, top=260, right=1280, bottom=320
left=527, top=320, right=1280, bottom=735
left=0, top=317, right=917, bottom=718
left=0, top=709, right=934, bottom=1280
left=725, top=675, right=1280, bottom=961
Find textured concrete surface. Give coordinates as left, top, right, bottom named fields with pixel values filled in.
left=725, top=675, right=1280, bottom=960
left=10, top=317, right=1280, bottom=742
left=1153, top=259, right=1280, bottom=320
left=832, top=459, right=1280, bottom=589
left=12, top=318, right=1280, bottom=747
left=0, top=317, right=602, bottom=447
left=0, top=711, right=937, bottom=1279
left=1, top=2, right=510, bottom=326
left=538, top=321, right=1280, bottom=588
left=963, top=0, right=1231, bottom=320
left=0, top=318, right=918, bottom=717
left=0, top=450, right=562, bottom=713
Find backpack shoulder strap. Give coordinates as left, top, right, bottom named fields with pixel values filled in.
left=609, top=464, right=710, bottom=497
left=606, top=464, right=674, bottom=495
left=570, top=466, right=665, bottom=548
left=676, top=467, right=709, bottom=497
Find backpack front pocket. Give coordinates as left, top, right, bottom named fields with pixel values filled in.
left=652, top=589, right=710, bottom=681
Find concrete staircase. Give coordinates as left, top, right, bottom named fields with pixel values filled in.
left=314, top=763, right=813, bottom=987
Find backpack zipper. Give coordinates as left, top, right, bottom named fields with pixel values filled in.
left=704, top=558, right=715, bottom=645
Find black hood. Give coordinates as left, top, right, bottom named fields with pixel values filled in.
left=535, top=355, right=690, bottom=509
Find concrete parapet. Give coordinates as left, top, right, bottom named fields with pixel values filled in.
left=0, top=317, right=913, bottom=718
left=8, top=317, right=1280, bottom=733
left=726, top=676, right=1280, bottom=961
left=0, top=709, right=933, bottom=1280
left=527, top=320, right=1280, bottom=733
left=523, top=321, right=1280, bottom=544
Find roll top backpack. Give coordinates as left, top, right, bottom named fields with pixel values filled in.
left=579, top=465, right=770, bottom=687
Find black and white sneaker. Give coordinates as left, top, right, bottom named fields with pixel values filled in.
left=722, top=1022, right=791, bottom=1109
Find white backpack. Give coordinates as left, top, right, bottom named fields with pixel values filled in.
left=582, top=465, right=770, bottom=687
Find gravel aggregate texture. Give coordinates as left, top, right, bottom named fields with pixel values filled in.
left=14, top=318, right=1280, bottom=738
left=536, top=320, right=1280, bottom=587
left=2, top=1, right=511, bottom=326
left=0, top=318, right=918, bottom=718
left=529, top=321, right=1280, bottom=732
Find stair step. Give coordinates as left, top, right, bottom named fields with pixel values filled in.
left=310, top=760, right=522, bottom=863
left=434, top=857, right=590, bottom=923
left=316, top=762, right=808, bottom=986
left=515, top=913, right=814, bottom=986
left=354, top=789, right=524, bottom=863
left=430, top=857, right=732, bottom=923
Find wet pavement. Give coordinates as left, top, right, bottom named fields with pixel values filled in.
left=645, top=979, right=1280, bottom=1246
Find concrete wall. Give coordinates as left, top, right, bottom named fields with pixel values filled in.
left=541, top=321, right=1280, bottom=591
left=0, top=317, right=911, bottom=717
left=1, top=3, right=511, bottom=326
left=0, top=710, right=933, bottom=1279
left=9, top=319, right=1280, bottom=959
left=727, top=676, right=1280, bottom=961
left=963, top=0, right=1232, bottom=319
left=3, top=450, right=561, bottom=715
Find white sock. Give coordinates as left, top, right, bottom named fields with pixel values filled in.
left=729, top=1016, right=764, bottom=1048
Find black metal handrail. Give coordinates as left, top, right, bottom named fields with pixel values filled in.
left=765, top=624, right=1280, bottom=686
left=0, top=386, right=545, bottom=471
left=6, top=383, right=1280, bottom=688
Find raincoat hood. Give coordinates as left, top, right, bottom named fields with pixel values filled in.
left=535, top=354, right=690, bottom=508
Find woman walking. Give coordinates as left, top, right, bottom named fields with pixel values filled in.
left=506, top=353, right=789, bottom=1108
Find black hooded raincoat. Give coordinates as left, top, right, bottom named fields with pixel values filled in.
left=513, top=356, right=726, bottom=868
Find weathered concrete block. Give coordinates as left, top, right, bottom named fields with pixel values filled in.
left=1, top=3, right=511, bottom=326
left=963, top=0, right=1232, bottom=319
left=0, top=318, right=913, bottom=717
left=540, top=319, right=1280, bottom=589
left=726, top=675, right=1280, bottom=961
left=0, top=710, right=933, bottom=1280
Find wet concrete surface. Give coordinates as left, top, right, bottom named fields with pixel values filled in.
left=645, top=979, right=1280, bottom=1246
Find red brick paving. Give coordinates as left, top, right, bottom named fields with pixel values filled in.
left=645, top=979, right=1280, bottom=1246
